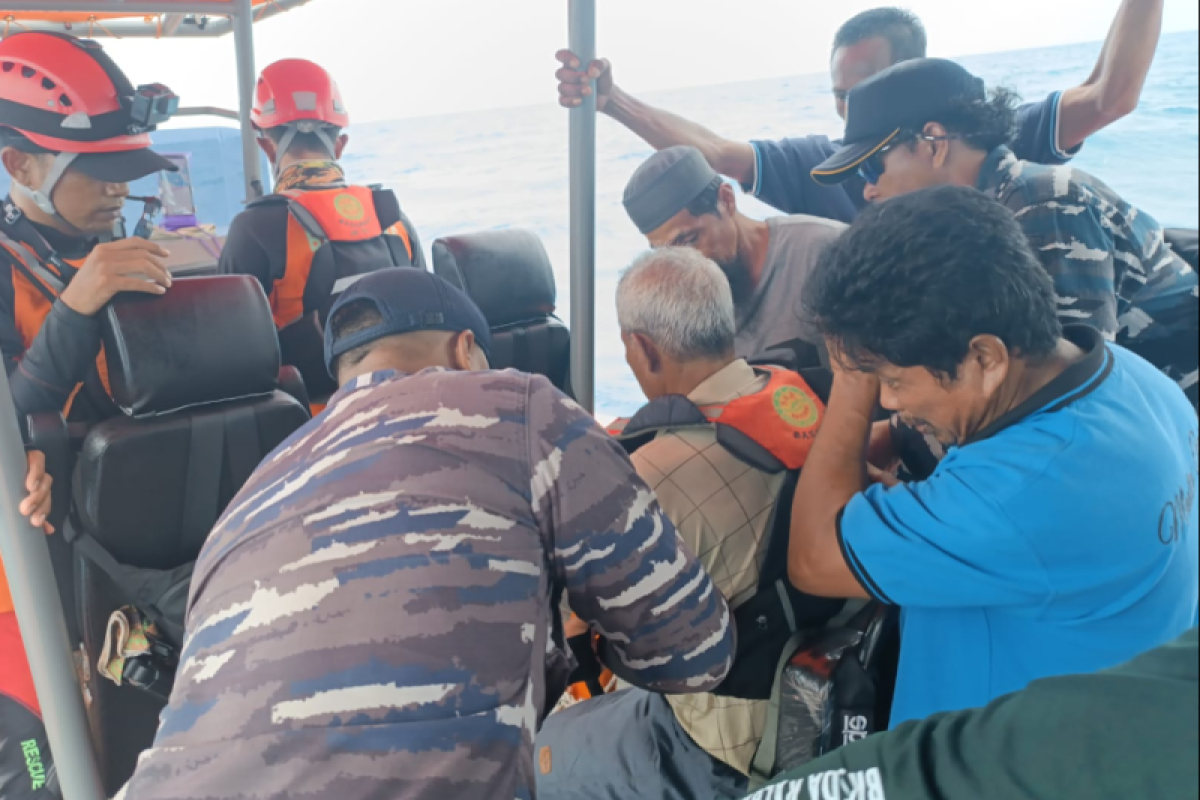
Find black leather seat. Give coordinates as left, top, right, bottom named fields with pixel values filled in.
left=67, top=275, right=309, bottom=793
left=433, top=229, right=572, bottom=395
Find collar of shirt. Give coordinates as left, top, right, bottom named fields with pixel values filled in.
left=687, top=358, right=768, bottom=406
left=974, top=145, right=1020, bottom=198
left=329, top=366, right=453, bottom=404
left=966, top=325, right=1111, bottom=446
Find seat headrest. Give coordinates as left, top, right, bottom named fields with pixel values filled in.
left=102, top=275, right=281, bottom=417
left=432, top=229, right=557, bottom=327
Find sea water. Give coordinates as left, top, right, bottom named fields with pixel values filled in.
left=344, top=33, right=1199, bottom=418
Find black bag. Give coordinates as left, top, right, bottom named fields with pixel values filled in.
left=73, top=533, right=191, bottom=698
left=748, top=601, right=900, bottom=788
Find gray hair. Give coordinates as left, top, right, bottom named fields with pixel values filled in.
left=616, top=247, right=736, bottom=361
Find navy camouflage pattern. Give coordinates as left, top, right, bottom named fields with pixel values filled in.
left=980, top=146, right=1198, bottom=391
left=118, top=368, right=734, bottom=800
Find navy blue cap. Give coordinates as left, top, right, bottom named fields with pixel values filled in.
left=812, top=58, right=987, bottom=186
left=324, top=268, right=493, bottom=376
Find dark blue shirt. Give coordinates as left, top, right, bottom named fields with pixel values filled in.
left=840, top=327, right=1199, bottom=727
left=749, top=92, right=1076, bottom=222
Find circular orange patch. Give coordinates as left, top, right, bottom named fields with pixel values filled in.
left=334, top=193, right=366, bottom=222
left=773, top=385, right=820, bottom=429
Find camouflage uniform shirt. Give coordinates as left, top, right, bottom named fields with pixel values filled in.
left=119, top=368, right=734, bottom=800
left=980, top=146, right=1198, bottom=391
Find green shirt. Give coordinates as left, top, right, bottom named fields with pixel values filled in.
left=748, top=628, right=1198, bottom=800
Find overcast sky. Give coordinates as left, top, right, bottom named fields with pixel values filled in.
left=97, top=0, right=1199, bottom=124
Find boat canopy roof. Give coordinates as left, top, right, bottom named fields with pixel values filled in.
left=0, top=0, right=313, bottom=38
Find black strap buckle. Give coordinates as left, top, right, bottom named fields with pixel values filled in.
left=120, top=614, right=180, bottom=702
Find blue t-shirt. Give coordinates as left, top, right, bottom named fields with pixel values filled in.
left=750, top=92, right=1077, bottom=222
left=839, top=326, right=1199, bottom=727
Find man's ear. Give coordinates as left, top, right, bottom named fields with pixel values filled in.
left=718, top=180, right=737, bottom=216
left=924, top=121, right=953, bottom=169
left=257, top=135, right=278, bottom=165
left=334, top=133, right=350, bottom=160
left=631, top=332, right=664, bottom=374
left=2, top=147, right=39, bottom=186
left=968, top=334, right=1011, bottom=397
left=451, top=329, right=479, bottom=371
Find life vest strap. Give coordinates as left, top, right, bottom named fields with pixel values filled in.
left=0, top=228, right=116, bottom=414
left=611, top=366, right=826, bottom=473
left=1, top=232, right=66, bottom=302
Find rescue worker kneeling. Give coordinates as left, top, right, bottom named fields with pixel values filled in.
left=121, top=268, right=734, bottom=800
left=537, top=246, right=838, bottom=800
left=220, top=58, right=425, bottom=409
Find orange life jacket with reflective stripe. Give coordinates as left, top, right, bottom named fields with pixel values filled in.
left=267, top=185, right=415, bottom=328
left=1, top=236, right=111, bottom=413
left=607, top=365, right=825, bottom=471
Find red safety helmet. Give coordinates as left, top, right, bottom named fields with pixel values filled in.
left=0, top=31, right=177, bottom=184
left=252, top=59, right=349, bottom=132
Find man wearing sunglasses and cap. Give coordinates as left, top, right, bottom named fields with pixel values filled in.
left=810, top=57, right=1198, bottom=482
left=0, top=31, right=180, bottom=426
left=814, top=59, right=1196, bottom=404
left=122, top=268, right=734, bottom=800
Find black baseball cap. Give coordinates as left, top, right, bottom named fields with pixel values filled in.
left=324, top=268, right=493, bottom=376
left=71, top=149, right=179, bottom=183
left=811, top=58, right=987, bottom=186
left=0, top=128, right=177, bottom=183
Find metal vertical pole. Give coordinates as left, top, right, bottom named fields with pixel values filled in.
left=568, top=0, right=596, bottom=412
left=233, top=0, right=263, bottom=200
left=0, top=373, right=104, bottom=799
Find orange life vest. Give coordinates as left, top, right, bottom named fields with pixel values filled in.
left=269, top=185, right=415, bottom=328
left=0, top=610, right=42, bottom=718
left=0, top=568, right=11, bottom=616
left=607, top=365, right=825, bottom=471
left=1, top=236, right=111, bottom=413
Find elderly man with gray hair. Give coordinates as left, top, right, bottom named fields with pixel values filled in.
left=535, top=247, right=833, bottom=800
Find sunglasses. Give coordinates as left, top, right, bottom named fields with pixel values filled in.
left=857, top=132, right=958, bottom=185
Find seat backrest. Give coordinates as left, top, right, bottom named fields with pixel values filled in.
left=432, top=229, right=572, bottom=394
left=78, top=275, right=311, bottom=569
left=71, top=275, right=311, bottom=793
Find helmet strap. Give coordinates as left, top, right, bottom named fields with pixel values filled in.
left=274, top=121, right=339, bottom=176
left=10, top=151, right=80, bottom=220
